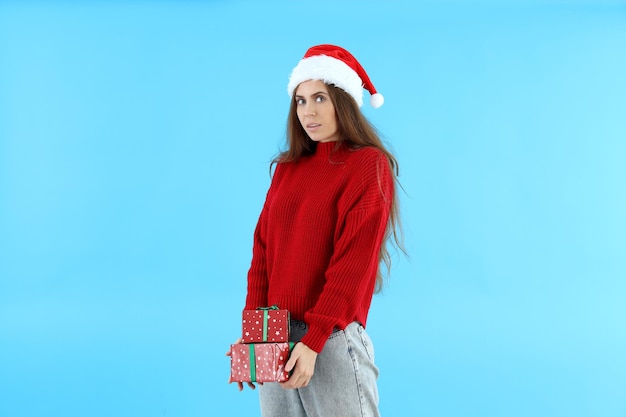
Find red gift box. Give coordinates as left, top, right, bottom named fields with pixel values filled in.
left=230, top=342, right=294, bottom=383
left=242, top=306, right=290, bottom=343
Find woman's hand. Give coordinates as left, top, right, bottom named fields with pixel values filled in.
left=279, top=342, right=318, bottom=389
left=226, top=338, right=262, bottom=391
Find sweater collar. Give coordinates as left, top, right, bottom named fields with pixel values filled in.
left=314, top=141, right=340, bottom=158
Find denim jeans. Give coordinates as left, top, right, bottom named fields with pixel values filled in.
left=258, top=321, right=380, bottom=417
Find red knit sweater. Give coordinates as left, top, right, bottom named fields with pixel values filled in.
left=244, top=141, right=393, bottom=353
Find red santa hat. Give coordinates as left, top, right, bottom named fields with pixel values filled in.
left=287, top=44, right=384, bottom=109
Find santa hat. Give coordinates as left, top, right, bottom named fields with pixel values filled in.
left=287, top=44, right=384, bottom=109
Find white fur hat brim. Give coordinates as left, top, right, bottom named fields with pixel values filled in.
left=287, top=55, right=364, bottom=107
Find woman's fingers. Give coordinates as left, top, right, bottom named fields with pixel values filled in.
left=226, top=338, right=244, bottom=356
left=228, top=338, right=254, bottom=390
left=280, top=342, right=318, bottom=389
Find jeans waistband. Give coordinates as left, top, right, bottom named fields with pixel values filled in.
left=291, top=320, right=341, bottom=333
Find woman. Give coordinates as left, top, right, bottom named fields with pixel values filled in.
left=232, top=44, right=402, bottom=417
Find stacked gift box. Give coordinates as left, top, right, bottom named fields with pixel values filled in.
left=229, top=306, right=293, bottom=383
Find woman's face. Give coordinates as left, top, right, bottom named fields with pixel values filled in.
left=295, top=80, right=339, bottom=143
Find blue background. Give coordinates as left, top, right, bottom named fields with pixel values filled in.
left=1, top=1, right=625, bottom=416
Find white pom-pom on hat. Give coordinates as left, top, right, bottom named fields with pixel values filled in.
left=370, top=93, right=384, bottom=109
left=288, top=44, right=384, bottom=109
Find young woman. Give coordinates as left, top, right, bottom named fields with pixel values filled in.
left=231, top=44, right=402, bottom=417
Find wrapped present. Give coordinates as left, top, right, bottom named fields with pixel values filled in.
left=242, top=305, right=290, bottom=343
left=230, top=342, right=294, bottom=383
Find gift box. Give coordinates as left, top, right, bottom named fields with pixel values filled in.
left=230, top=342, right=294, bottom=383
left=242, top=306, right=290, bottom=343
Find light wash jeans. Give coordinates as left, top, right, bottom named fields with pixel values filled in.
left=258, top=321, right=380, bottom=417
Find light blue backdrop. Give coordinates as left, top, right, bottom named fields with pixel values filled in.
left=1, top=1, right=625, bottom=416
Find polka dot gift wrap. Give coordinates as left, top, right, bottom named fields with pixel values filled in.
left=241, top=306, right=290, bottom=343
left=229, top=342, right=294, bottom=383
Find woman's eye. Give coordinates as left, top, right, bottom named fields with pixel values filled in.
left=296, top=98, right=305, bottom=105
left=316, top=96, right=325, bottom=102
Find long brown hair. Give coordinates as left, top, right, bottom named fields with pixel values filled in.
left=274, top=83, right=404, bottom=293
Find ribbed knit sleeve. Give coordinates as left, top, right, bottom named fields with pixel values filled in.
left=244, top=165, right=285, bottom=310
left=301, top=150, right=393, bottom=352
left=244, top=203, right=269, bottom=310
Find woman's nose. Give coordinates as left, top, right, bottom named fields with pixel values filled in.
left=304, top=103, right=316, bottom=116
